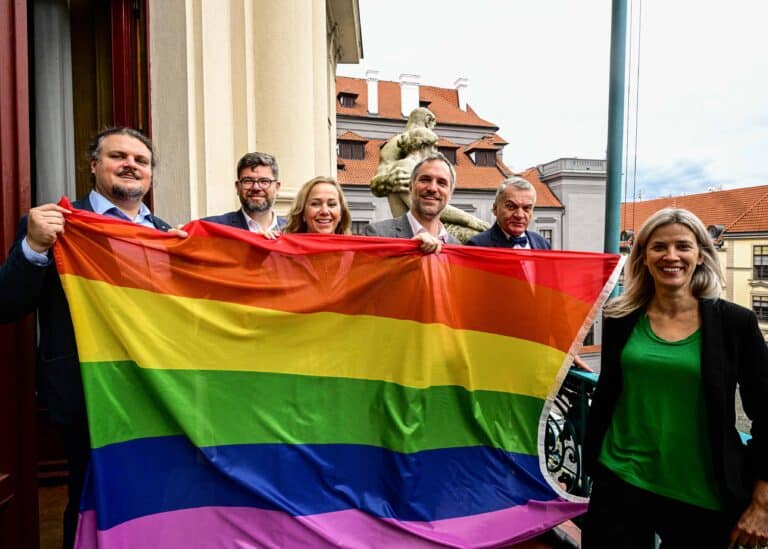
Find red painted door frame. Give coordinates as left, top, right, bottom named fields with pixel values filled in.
left=0, top=1, right=39, bottom=548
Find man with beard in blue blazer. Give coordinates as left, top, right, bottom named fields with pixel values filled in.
left=0, top=127, right=183, bottom=549
left=202, top=152, right=286, bottom=236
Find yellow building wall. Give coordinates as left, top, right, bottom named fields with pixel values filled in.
left=724, top=237, right=768, bottom=339
left=147, top=0, right=361, bottom=225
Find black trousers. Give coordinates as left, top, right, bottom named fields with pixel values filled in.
left=60, top=421, right=90, bottom=549
left=582, top=464, right=733, bottom=549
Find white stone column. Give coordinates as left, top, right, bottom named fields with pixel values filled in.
left=149, top=0, right=358, bottom=222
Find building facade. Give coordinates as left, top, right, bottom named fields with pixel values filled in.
left=0, top=2, right=361, bottom=546
left=334, top=74, right=609, bottom=255
left=621, top=186, right=768, bottom=339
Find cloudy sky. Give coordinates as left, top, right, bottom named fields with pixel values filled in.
left=337, top=0, right=768, bottom=200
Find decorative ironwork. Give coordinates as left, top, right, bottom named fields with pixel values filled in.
left=545, top=368, right=598, bottom=497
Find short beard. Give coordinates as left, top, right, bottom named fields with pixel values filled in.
left=111, top=184, right=145, bottom=201
left=241, top=196, right=273, bottom=214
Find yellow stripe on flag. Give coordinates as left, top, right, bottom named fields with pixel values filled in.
left=62, top=274, right=566, bottom=398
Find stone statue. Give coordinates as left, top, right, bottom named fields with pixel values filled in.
left=369, top=107, right=490, bottom=243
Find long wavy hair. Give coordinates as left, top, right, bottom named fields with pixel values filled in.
left=605, top=208, right=723, bottom=318
left=283, top=177, right=352, bottom=235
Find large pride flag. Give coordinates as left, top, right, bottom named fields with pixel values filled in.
left=53, top=200, right=622, bottom=548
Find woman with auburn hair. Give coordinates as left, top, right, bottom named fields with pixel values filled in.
left=283, top=177, right=352, bottom=235
left=582, top=208, right=768, bottom=548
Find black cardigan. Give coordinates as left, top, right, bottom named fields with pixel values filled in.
left=584, top=298, right=768, bottom=518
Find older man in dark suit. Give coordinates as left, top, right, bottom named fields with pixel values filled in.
left=0, top=127, right=181, bottom=549
left=202, top=152, right=286, bottom=236
left=466, top=176, right=550, bottom=250
left=364, top=152, right=460, bottom=253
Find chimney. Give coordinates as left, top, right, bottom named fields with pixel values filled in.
left=365, top=69, right=379, bottom=115
left=399, top=73, right=420, bottom=117
left=454, top=77, right=469, bottom=111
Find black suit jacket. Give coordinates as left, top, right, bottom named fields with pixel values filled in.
left=584, top=299, right=768, bottom=518
left=465, top=222, right=551, bottom=250
left=0, top=197, right=171, bottom=424
left=202, top=210, right=287, bottom=231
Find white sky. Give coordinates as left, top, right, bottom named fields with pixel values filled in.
left=337, top=0, right=768, bottom=200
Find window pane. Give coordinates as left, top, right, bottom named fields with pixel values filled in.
left=753, top=295, right=768, bottom=322
left=754, top=246, right=768, bottom=279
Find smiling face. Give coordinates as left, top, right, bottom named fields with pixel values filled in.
left=644, top=223, right=704, bottom=294
left=90, top=134, right=153, bottom=202
left=409, top=159, right=453, bottom=222
left=493, top=186, right=535, bottom=237
left=303, top=182, right=341, bottom=234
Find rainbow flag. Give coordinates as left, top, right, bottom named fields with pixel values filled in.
left=54, top=200, right=621, bottom=548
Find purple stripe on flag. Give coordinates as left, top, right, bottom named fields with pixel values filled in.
left=76, top=498, right=586, bottom=548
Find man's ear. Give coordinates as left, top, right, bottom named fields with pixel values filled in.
left=90, top=160, right=97, bottom=174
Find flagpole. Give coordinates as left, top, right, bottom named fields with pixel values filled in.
left=604, top=0, right=629, bottom=254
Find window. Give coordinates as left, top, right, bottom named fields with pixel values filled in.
left=583, top=324, right=595, bottom=346
left=438, top=147, right=456, bottom=164
left=338, top=141, right=365, bottom=160
left=753, top=295, right=768, bottom=322
left=539, top=229, right=553, bottom=246
left=754, top=246, right=768, bottom=280
left=351, top=221, right=369, bottom=235
left=473, top=150, right=496, bottom=167
left=337, top=93, right=357, bottom=107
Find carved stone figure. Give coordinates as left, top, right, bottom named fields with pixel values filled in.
left=370, top=107, right=489, bottom=243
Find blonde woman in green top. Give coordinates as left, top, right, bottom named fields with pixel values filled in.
left=582, top=208, right=768, bottom=548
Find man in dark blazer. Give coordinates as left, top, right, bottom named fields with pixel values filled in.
left=202, top=151, right=286, bottom=235
left=0, top=127, right=179, bottom=549
left=466, top=176, right=551, bottom=250
left=364, top=152, right=460, bottom=253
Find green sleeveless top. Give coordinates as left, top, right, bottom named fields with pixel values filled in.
left=599, top=314, right=722, bottom=510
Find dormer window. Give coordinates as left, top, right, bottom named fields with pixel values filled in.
left=438, top=147, right=457, bottom=164
left=337, top=92, right=358, bottom=108
left=338, top=141, right=365, bottom=160
left=472, top=150, right=496, bottom=167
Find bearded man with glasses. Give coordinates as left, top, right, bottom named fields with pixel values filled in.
left=202, top=152, right=286, bottom=237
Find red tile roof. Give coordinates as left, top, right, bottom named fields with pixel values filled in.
left=620, top=185, right=768, bottom=234
left=337, top=130, right=368, bottom=142
left=334, top=76, right=562, bottom=207
left=336, top=76, right=497, bottom=128
left=491, top=133, right=508, bottom=146
left=464, top=135, right=499, bottom=152
left=436, top=137, right=460, bottom=148
left=518, top=167, right=565, bottom=208
left=337, top=137, right=512, bottom=190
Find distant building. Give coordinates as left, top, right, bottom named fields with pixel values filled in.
left=622, top=186, right=768, bottom=339
left=334, top=73, right=608, bottom=253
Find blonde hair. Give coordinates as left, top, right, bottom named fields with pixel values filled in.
left=283, top=176, right=352, bottom=235
left=605, top=208, right=723, bottom=318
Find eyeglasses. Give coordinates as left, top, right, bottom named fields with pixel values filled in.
left=238, top=178, right=277, bottom=189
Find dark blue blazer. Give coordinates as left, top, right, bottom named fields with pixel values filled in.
left=0, top=197, right=171, bottom=424
left=202, top=210, right=287, bottom=231
left=466, top=222, right=551, bottom=250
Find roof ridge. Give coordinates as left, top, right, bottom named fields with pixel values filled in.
left=724, top=187, right=768, bottom=231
